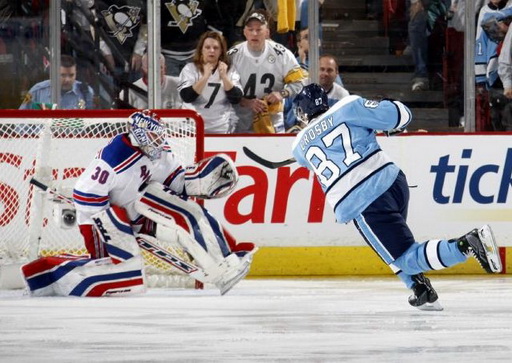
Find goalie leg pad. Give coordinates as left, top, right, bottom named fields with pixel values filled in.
left=136, top=183, right=227, bottom=259
left=221, top=228, right=256, bottom=257
left=185, top=154, right=239, bottom=199
left=22, top=255, right=145, bottom=297
left=136, top=182, right=255, bottom=291
left=92, top=205, right=141, bottom=264
left=136, top=234, right=210, bottom=283
left=156, top=224, right=257, bottom=290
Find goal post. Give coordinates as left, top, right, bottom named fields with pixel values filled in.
left=0, top=109, right=204, bottom=289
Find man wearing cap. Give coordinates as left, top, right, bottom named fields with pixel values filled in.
left=227, top=10, right=308, bottom=133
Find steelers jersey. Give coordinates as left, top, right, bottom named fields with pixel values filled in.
left=228, top=39, right=307, bottom=133
left=177, top=63, right=242, bottom=133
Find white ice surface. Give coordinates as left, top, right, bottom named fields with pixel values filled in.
left=1, top=276, right=511, bottom=363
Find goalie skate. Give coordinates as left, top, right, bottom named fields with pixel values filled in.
left=215, top=248, right=258, bottom=296
left=457, top=225, right=502, bottom=274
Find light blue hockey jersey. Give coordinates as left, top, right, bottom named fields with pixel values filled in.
left=291, top=95, right=412, bottom=223
left=475, top=7, right=512, bottom=87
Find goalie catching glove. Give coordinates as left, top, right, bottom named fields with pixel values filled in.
left=185, top=154, right=238, bottom=199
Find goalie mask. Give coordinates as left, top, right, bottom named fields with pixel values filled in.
left=128, top=110, right=165, bottom=161
left=293, top=84, right=329, bottom=127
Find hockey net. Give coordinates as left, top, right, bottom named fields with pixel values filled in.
left=0, top=109, right=204, bottom=289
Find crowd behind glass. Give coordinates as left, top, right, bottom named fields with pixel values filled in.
left=2, top=1, right=510, bottom=132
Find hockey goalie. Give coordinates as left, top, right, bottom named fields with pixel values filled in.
left=22, top=110, right=257, bottom=297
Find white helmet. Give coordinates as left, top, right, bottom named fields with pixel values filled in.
left=128, top=110, right=165, bottom=161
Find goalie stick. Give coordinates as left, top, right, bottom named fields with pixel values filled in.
left=28, top=178, right=208, bottom=286
left=30, top=178, right=74, bottom=205
left=242, top=146, right=296, bottom=169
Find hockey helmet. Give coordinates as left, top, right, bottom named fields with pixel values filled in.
left=128, top=109, right=165, bottom=161
left=293, top=84, right=329, bottom=126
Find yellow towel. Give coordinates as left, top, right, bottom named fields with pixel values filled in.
left=252, top=97, right=284, bottom=133
left=277, top=0, right=296, bottom=33
left=267, top=98, right=284, bottom=113
left=253, top=109, right=275, bottom=133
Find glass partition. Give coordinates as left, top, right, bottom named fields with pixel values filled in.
left=0, top=1, right=51, bottom=109
left=0, top=0, right=500, bottom=133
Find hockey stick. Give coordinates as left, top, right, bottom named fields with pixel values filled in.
left=28, top=178, right=208, bottom=285
left=30, top=178, right=74, bottom=205
left=242, top=146, right=296, bottom=169
left=241, top=148, right=420, bottom=189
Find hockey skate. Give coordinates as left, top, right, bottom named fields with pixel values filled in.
left=455, top=225, right=502, bottom=274
left=408, top=273, right=443, bottom=311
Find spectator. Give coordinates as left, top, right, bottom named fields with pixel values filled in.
left=299, top=0, right=324, bottom=41
left=178, top=31, right=243, bottom=134
left=475, top=0, right=509, bottom=88
left=444, top=0, right=466, bottom=127
left=486, top=8, right=512, bottom=130
left=295, top=27, right=344, bottom=86
left=475, top=2, right=512, bottom=130
left=498, top=11, right=512, bottom=106
left=161, top=0, right=209, bottom=77
left=408, top=0, right=429, bottom=91
left=284, top=54, right=349, bottom=132
left=228, top=10, right=308, bottom=133
left=318, top=54, right=349, bottom=100
left=296, top=27, right=310, bottom=69
left=265, top=0, right=297, bottom=47
left=93, top=1, right=147, bottom=83
left=19, top=55, right=94, bottom=110
left=118, top=53, right=181, bottom=109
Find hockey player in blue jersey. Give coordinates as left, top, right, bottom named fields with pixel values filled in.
left=291, top=84, right=503, bottom=311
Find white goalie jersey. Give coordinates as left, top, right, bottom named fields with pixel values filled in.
left=73, top=134, right=186, bottom=226
left=228, top=39, right=307, bottom=133
left=178, top=63, right=242, bottom=134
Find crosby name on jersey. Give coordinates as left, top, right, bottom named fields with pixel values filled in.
left=292, top=95, right=412, bottom=223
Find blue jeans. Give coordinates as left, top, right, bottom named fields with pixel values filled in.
left=407, top=1, right=428, bottom=78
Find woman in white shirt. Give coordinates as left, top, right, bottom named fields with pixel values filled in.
left=178, top=31, right=243, bottom=134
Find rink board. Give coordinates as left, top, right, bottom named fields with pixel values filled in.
left=248, top=246, right=510, bottom=276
